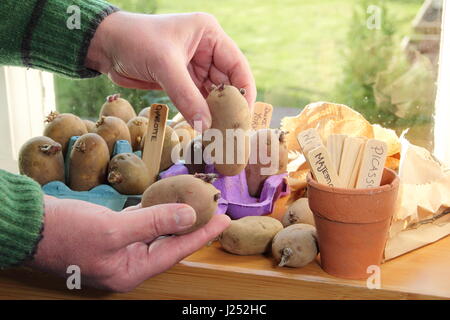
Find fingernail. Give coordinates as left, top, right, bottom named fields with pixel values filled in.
left=175, top=206, right=196, bottom=227
left=192, top=112, right=211, bottom=132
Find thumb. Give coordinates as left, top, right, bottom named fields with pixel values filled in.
left=156, top=58, right=211, bottom=131
left=113, top=204, right=197, bottom=248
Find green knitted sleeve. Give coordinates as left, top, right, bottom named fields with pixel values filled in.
left=0, top=170, right=45, bottom=269
left=0, top=0, right=119, bottom=78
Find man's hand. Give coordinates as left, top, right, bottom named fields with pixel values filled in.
left=86, top=11, right=256, bottom=130
left=28, top=196, right=230, bottom=292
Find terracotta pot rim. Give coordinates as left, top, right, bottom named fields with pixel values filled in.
left=313, top=210, right=392, bottom=225
left=306, top=168, right=399, bottom=195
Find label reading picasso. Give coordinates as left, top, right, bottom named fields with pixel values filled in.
left=356, top=139, right=387, bottom=189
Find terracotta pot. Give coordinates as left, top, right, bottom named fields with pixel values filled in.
left=307, top=168, right=399, bottom=280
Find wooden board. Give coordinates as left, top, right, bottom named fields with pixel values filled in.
left=0, top=196, right=449, bottom=300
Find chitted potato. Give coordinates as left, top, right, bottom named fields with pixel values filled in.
left=169, top=112, right=186, bottom=128
left=18, top=136, right=65, bottom=185
left=127, top=116, right=148, bottom=151
left=219, top=216, right=283, bottom=255
left=95, top=116, right=131, bottom=155
left=183, top=135, right=206, bottom=174
left=282, top=198, right=315, bottom=227
left=141, top=174, right=221, bottom=235
left=69, top=133, right=110, bottom=191
left=174, top=121, right=197, bottom=158
left=272, top=224, right=318, bottom=268
left=204, top=84, right=251, bottom=176
left=83, top=119, right=96, bottom=133
left=138, top=107, right=150, bottom=118
left=174, top=121, right=196, bottom=142
left=108, top=153, right=150, bottom=195
left=161, top=126, right=181, bottom=171
left=246, top=129, right=288, bottom=197
left=43, top=111, right=88, bottom=155
left=99, top=94, right=136, bottom=123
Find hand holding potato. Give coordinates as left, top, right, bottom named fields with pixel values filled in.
left=86, top=11, right=256, bottom=130
left=27, top=196, right=230, bottom=292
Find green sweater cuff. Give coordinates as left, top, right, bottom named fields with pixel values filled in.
left=0, top=0, right=118, bottom=78
left=0, top=170, right=45, bottom=270
left=28, top=0, right=119, bottom=78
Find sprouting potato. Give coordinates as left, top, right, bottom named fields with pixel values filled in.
left=43, top=111, right=87, bottom=155
left=108, top=153, right=151, bottom=195
left=127, top=116, right=149, bottom=151
left=173, top=120, right=197, bottom=158
left=68, top=133, right=110, bottom=191
left=282, top=198, right=315, bottom=227
left=83, top=119, right=96, bottom=133
left=18, top=136, right=65, bottom=185
left=183, top=135, right=206, bottom=174
left=169, top=112, right=186, bottom=128
left=219, top=216, right=283, bottom=255
left=141, top=173, right=221, bottom=235
left=95, top=116, right=131, bottom=155
left=272, top=224, right=318, bottom=268
left=99, top=94, right=136, bottom=123
left=246, top=129, right=288, bottom=197
left=138, top=106, right=151, bottom=118
left=204, top=84, right=251, bottom=176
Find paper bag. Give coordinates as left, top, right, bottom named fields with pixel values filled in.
left=384, top=137, right=450, bottom=260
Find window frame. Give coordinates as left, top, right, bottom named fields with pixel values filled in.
left=434, top=0, right=450, bottom=167
left=0, top=67, right=55, bottom=173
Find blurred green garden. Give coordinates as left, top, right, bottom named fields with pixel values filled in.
left=56, top=0, right=437, bottom=137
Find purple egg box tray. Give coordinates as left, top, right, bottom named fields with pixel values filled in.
left=160, top=163, right=289, bottom=219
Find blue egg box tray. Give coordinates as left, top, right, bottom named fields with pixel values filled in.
left=42, top=136, right=143, bottom=211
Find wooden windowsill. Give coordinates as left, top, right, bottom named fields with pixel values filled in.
left=0, top=196, right=449, bottom=300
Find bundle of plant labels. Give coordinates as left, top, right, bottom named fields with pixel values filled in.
left=297, top=128, right=388, bottom=189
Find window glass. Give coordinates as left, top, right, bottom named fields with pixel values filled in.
left=55, top=0, right=443, bottom=151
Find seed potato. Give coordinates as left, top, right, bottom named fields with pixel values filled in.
left=99, top=94, right=136, bottom=123
left=183, top=135, right=206, bottom=174
left=246, top=129, right=288, bottom=197
left=141, top=174, right=221, bottom=235
left=69, top=133, right=110, bottom=191
left=127, top=116, right=149, bottom=151
left=95, top=116, right=131, bottom=155
left=219, top=216, right=283, bottom=255
left=272, top=224, right=318, bottom=268
left=138, top=106, right=150, bottom=118
left=108, top=153, right=151, bottom=195
left=174, top=120, right=197, bottom=158
left=204, top=84, right=251, bottom=176
left=18, top=136, right=65, bottom=185
left=83, top=119, right=96, bottom=133
left=43, top=111, right=87, bottom=155
left=282, top=198, right=315, bottom=227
